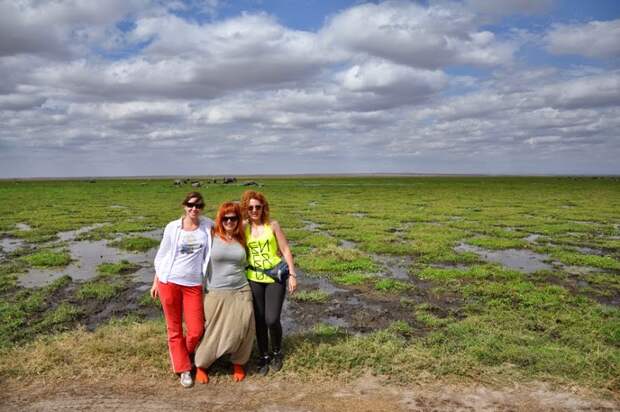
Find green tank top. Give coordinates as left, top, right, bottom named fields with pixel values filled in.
left=245, top=224, right=282, bottom=283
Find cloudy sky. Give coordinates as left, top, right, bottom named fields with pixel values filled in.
left=1, top=0, right=619, bottom=177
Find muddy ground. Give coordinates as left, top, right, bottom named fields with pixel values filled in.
left=2, top=373, right=617, bottom=411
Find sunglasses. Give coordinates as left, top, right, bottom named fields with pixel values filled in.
left=248, top=205, right=263, bottom=211
left=222, top=215, right=239, bottom=223
left=186, top=202, right=204, bottom=209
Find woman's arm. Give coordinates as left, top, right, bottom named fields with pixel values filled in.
left=272, top=220, right=297, bottom=293
left=151, top=223, right=171, bottom=299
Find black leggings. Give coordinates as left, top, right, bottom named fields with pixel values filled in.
left=249, top=280, right=286, bottom=356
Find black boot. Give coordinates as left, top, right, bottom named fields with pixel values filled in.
left=257, top=355, right=270, bottom=376
left=270, top=350, right=283, bottom=372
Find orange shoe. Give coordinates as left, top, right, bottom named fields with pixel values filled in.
left=195, top=367, right=209, bottom=384
left=232, top=364, right=246, bottom=382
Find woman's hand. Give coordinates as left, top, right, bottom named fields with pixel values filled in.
left=288, top=275, right=297, bottom=294
left=150, top=277, right=159, bottom=299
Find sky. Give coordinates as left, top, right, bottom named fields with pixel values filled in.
left=1, top=0, right=619, bottom=178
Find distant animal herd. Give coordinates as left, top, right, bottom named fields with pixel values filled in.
left=173, top=177, right=260, bottom=188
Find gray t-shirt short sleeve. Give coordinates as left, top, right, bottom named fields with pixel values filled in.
left=206, top=236, right=248, bottom=290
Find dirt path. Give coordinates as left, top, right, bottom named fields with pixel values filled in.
left=2, top=374, right=617, bottom=411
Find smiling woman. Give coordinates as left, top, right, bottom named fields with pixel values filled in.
left=242, top=190, right=298, bottom=376
left=194, top=201, right=255, bottom=384
left=151, top=191, right=213, bottom=388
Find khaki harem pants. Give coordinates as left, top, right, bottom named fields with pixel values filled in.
left=194, top=284, right=255, bottom=368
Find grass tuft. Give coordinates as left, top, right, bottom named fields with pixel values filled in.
left=109, top=236, right=159, bottom=252
left=22, top=250, right=71, bottom=267
left=290, top=290, right=330, bottom=303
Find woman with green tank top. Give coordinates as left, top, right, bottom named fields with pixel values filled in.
left=242, top=190, right=298, bottom=375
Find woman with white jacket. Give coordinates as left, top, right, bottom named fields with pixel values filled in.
left=151, top=191, right=213, bottom=388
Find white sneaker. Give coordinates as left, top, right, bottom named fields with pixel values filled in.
left=180, top=371, right=193, bottom=388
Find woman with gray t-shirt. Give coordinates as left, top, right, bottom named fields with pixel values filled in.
left=194, top=202, right=255, bottom=383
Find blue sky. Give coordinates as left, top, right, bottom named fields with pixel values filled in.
left=0, top=0, right=619, bottom=177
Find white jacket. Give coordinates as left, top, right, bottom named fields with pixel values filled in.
left=154, top=216, right=214, bottom=283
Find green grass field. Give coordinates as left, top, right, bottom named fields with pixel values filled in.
left=0, top=176, right=618, bottom=394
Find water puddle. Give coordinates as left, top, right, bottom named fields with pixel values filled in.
left=430, top=263, right=469, bottom=270
left=339, top=239, right=357, bottom=249
left=57, top=223, right=107, bottom=242
left=282, top=271, right=354, bottom=334
left=574, top=246, right=605, bottom=256
left=19, top=238, right=157, bottom=288
left=576, top=279, right=589, bottom=288
left=323, top=316, right=349, bottom=328
left=298, top=272, right=347, bottom=295
left=16, top=223, right=32, bottom=231
left=0, top=237, right=26, bottom=255
left=563, top=266, right=600, bottom=276
left=372, top=254, right=411, bottom=280
left=337, top=238, right=411, bottom=279
left=524, top=234, right=541, bottom=243
left=303, top=221, right=321, bottom=232
left=138, top=229, right=164, bottom=240
left=454, top=242, right=553, bottom=273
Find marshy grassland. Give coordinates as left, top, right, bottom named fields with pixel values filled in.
left=0, top=176, right=618, bottom=407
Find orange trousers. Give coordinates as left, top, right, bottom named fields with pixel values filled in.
left=158, top=281, right=204, bottom=373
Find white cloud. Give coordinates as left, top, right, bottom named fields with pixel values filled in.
left=541, top=72, right=620, bottom=109
left=547, top=19, right=620, bottom=59
left=321, top=1, right=515, bottom=69
left=0, top=0, right=149, bottom=58
left=340, top=60, right=447, bottom=96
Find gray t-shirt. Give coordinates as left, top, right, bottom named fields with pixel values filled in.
left=206, top=236, right=248, bottom=290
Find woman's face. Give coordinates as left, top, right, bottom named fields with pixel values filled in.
left=184, top=197, right=204, bottom=219
left=222, top=212, right=239, bottom=232
left=247, top=198, right=263, bottom=222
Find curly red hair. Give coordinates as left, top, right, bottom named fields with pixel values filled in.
left=213, top=202, right=245, bottom=247
left=241, top=190, right=270, bottom=224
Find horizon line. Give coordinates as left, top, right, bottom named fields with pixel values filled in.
left=2, top=172, right=620, bottom=181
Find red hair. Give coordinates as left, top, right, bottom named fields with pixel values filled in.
left=241, top=190, right=270, bottom=224
left=213, top=202, right=245, bottom=246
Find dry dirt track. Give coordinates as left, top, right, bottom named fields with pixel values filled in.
left=2, top=374, right=618, bottom=412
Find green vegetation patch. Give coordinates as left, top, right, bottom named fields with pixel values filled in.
left=37, top=303, right=83, bottom=330
left=109, top=236, right=159, bottom=252
left=22, top=250, right=71, bottom=267
left=76, top=281, right=123, bottom=301
left=374, top=278, right=412, bottom=293
left=296, top=244, right=377, bottom=275
left=290, top=290, right=329, bottom=303
left=97, top=260, right=140, bottom=276
left=139, top=291, right=161, bottom=308
left=0, top=275, right=74, bottom=347
left=549, top=249, right=620, bottom=270
left=468, top=236, right=528, bottom=250
left=0, top=260, right=28, bottom=292
left=418, top=264, right=520, bottom=282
